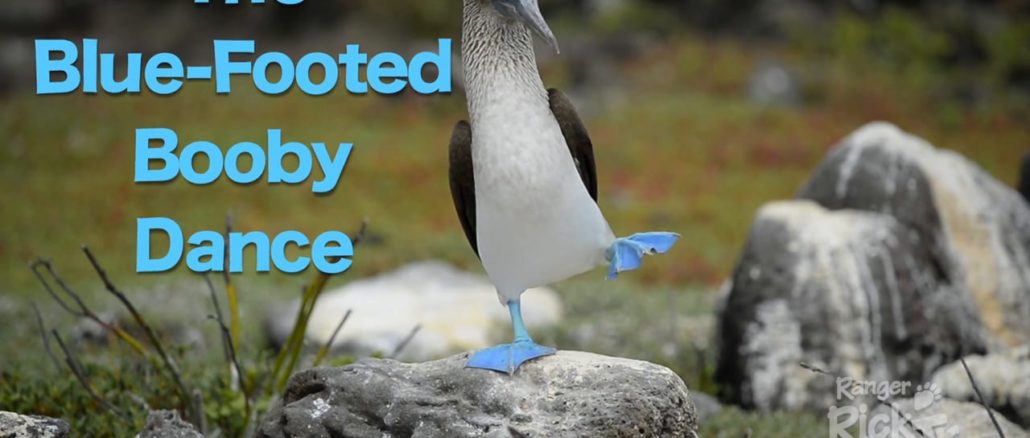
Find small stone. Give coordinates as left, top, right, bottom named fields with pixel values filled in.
left=689, top=392, right=723, bottom=423
left=747, top=60, right=801, bottom=106
left=0, top=411, right=69, bottom=438
left=137, top=410, right=202, bottom=438
left=263, top=261, right=562, bottom=361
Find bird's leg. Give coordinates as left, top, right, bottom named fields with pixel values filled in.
left=466, top=298, right=556, bottom=374
left=508, top=299, right=532, bottom=343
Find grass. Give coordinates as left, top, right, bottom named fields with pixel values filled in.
left=1, top=13, right=1028, bottom=436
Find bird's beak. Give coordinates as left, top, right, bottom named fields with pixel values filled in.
left=514, top=0, right=559, bottom=54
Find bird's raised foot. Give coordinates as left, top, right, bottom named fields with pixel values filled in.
left=466, top=340, right=556, bottom=374
left=606, top=231, right=680, bottom=279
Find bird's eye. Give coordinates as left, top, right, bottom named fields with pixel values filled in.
left=492, top=0, right=519, bottom=19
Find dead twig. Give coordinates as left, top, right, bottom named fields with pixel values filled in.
left=389, top=324, right=421, bottom=359
left=192, top=389, right=208, bottom=436
left=81, top=246, right=194, bottom=426
left=29, top=302, right=61, bottom=373
left=800, top=362, right=928, bottom=438
left=52, top=330, right=129, bottom=422
left=203, top=274, right=250, bottom=419
left=351, top=219, right=370, bottom=247
left=959, top=357, right=1006, bottom=438
left=30, top=260, right=81, bottom=316
left=312, top=309, right=353, bottom=367
left=203, top=274, right=232, bottom=367
left=30, top=259, right=146, bottom=355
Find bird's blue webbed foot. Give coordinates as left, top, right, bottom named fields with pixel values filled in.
left=466, top=340, right=556, bottom=374
left=607, top=231, right=680, bottom=279
left=466, top=299, right=555, bottom=374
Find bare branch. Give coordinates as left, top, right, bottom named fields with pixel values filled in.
left=52, top=330, right=129, bottom=422
left=960, top=357, right=1006, bottom=438
left=30, top=260, right=81, bottom=316
left=390, top=324, right=421, bottom=359
left=203, top=275, right=232, bottom=365
left=30, top=302, right=61, bottom=373
left=222, top=213, right=234, bottom=286
left=312, top=309, right=352, bottom=367
left=800, top=362, right=928, bottom=438
left=208, top=314, right=252, bottom=417
left=192, top=389, right=208, bottom=436
left=222, top=214, right=242, bottom=353
left=351, top=218, right=370, bottom=247
left=203, top=273, right=252, bottom=420
left=30, top=259, right=147, bottom=356
left=81, top=245, right=194, bottom=426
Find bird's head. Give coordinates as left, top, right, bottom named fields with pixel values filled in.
left=491, top=0, right=559, bottom=53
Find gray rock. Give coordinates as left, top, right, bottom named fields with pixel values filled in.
left=1019, top=152, right=1030, bottom=203
left=798, top=122, right=1030, bottom=350
left=137, top=410, right=202, bottom=438
left=747, top=61, right=801, bottom=106
left=689, top=392, right=723, bottom=423
left=931, top=350, right=1030, bottom=428
left=71, top=311, right=120, bottom=343
left=870, top=398, right=1028, bottom=438
left=258, top=351, right=699, bottom=438
left=0, top=294, right=19, bottom=317
left=0, top=411, right=69, bottom=438
left=715, top=200, right=986, bottom=411
left=264, top=261, right=562, bottom=362
left=715, top=122, right=1030, bottom=412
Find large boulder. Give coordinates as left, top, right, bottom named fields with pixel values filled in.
left=716, top=122, right=1030, bottom=412
left=798, top=121, right=1030, bottom=349
left=258, top=351, right=699, bottom=438
left=264, top=261, right=562, bottom=361
left=715, top=200, right=986, bottom=411
left=0, top=411, right=69, bottom=438
left=931, top=350, right=1030, bottom=428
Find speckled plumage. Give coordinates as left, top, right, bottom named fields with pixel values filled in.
left=460, top=0, right=615, bottom=302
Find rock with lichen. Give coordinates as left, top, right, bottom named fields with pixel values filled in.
left=0, top=411, right=69, bottom=438
left=258, top=351, right=699, bottom=438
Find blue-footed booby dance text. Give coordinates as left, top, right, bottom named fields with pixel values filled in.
left=31, top=0, right=454, bottom=275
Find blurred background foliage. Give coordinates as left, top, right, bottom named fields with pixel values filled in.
left=0, top=0, right=1028, bottom=436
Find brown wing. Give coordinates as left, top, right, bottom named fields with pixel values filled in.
left=448, top=120, right=478, bottom=256
left=548, top=88, right=598, bottom=202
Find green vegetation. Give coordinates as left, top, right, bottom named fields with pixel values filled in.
left=1, top=6, right=1028, bottom=437
left=701, top=407, right=826, bottom=437
left=2, top=239, right=370, bottom=435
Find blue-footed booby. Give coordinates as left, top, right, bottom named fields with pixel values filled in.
left=450, top=0, right=679, bottom=374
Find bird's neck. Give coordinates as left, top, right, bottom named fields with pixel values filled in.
left=461, top=0, right=549, bottom=119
